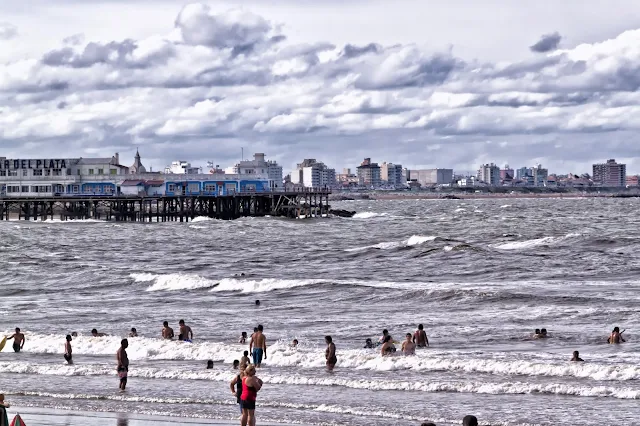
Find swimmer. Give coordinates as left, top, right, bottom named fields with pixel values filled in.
left=71, top=332, right=78, bottom=337
left=207, top=360, right=214, bottom=369
left=378, top=329, right=392, bottom=345
left=91, top=329, right=106, bottom=337
left=325, top=336, right=337, bottom=371
left=540, top=328, right=549, bottom=338
left=364, top=338, right=375, bottom=348
left=380, top=335, right=396, bottom=356
left=129, top=328, right=138, bottom=337
left=291, top=339, right=299, bottom=348
left=178, top=319, right=193, bottom=341
left=7, top=327, right=25, bottom=352
left=233, top=360, right=240, bottom=370
left=571, top=351, right=584, bottom=362
left=240, top=351, right=251, bottom=369
left=64, top=335, right=73, bottom=364
left=162, top=321, right=174, bottom=339
left=401, top=333, right=416, bottom=355
left=533, top=329, right=541, bottom=338
left=255, top=300, right=261, bottom=306
left=413, top=324, right=429, bottom=347
left=239, top=332, right=248, bottom=344
left=463, top=415, right=478, bottom=426
left=608, top=327, right=626, bottom=344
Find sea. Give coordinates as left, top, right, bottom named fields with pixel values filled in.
left=1, top=197, right=640, bottom=426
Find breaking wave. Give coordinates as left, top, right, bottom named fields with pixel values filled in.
left=492, top=233, right=582, bottom=250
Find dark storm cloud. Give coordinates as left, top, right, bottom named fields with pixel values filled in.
left=342, top=43, right=381, bottom=58
left=530, top=32, right=562, bottom=53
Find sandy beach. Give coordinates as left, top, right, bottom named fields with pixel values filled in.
left=5, top=406, right=289, bottom=426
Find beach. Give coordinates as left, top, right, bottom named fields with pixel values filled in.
left=2, top=197, right=640, bottom=425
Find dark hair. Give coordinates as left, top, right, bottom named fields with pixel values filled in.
left=254, top=327, right=258, bottom=332
left=383, top=329, right=388, bottom=334
left=15, top=327, right=20, bottom=332
left=179, top=319, right=185, bottom=325
left=163, top=321, right=168, bottom=326
left=257, top=325, right=264, bottom=332
left=233, top=359, right=239, bottom=366
left=91, top=329, right=98, bottom=334
left=535, top=329, right=540, bottom=334
left=421, top=423, right=436, bottom=426
left=121, top=338, right=128, bottom=346
left=131, top=328, right=136, bottom=332
left=66, top=335, right=72, bottom=341
left=418, top=324, right=424, bottom=330
left=255, top=300, right=260, bottom=305
left=541, top=328, right=547, bottom=333
left=244, top=350, right=249, bottom=356
left=406, top=333, right=412, bottom=338
left=573, top=350, right=579, bottom=356
left=242, top=332, right=247, bottom=337
left=325, top=335, right=332, bottom=343
left=293, top=339, right=298, bottom=344
left=462, top=415, right=478, bottom=426
left=613, top=327, right=620, bottom=332
left=384, top=335, right=392, bottom=343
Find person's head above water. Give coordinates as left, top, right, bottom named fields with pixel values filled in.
left=121, top=338, right=128, bottom=348
left=244, top=350, right=249, bottom=356
left=573, top=350, right=579, bottom=357
left=255, top=300, right=260, bottom=306
left=382, top=329, right=389, bottom=336
left=91, top=329, right=98, bottom=335
left=66, top=335, right=72, bottom=341
left=384, top=335, right=392, bottom=343
left=418, top=324, right=424, bottom=330
left=292, top=339, right=299, bottom=345
left=206, top=360, right=214, bottom=369
left=613, top=326, right=620, bottom=333
left=179, top=319, right=185, bottom=325
left=258, top=325, right=264, bottom=332
left=163, top=321, right=168, bottom=327
left=233, top=360, right=240, bottom=369
left=541, top=328, right=547, bottom=335
left=15, top=327, right=20, bottom=333
left=242, top=332, right=247, bottom=338
left=253, top=327, right=258, bottom=333
left=325, top=335, right=332, bottom=344
left=463, top=415, right=478, bottom=426
left=535, top=329, right=540, bottom=334
left=131, top=328, right=136, bottom=332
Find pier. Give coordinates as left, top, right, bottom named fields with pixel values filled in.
left=0, top=190, right=331, bottom=222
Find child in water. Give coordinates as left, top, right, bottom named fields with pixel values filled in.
left=239, top=332, right=247, bottom=344
left=240, top=351, right=251, bottom=369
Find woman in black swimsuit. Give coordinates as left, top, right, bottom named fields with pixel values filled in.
left=325, top=336, right=337, bottom=371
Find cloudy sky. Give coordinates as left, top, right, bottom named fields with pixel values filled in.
left=2, top=0, right=640, bottom=175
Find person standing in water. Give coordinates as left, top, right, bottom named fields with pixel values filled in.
left=413, top=324, right=429, bottom=347
left=229, top=366, right=245, bottom=415
left=178, top=319, right=193, bottom=341
left=325, top=336, right=337, bottom=371
left=64, top=335, right=73, bottom=364
left=571, top=351, right=584, bottom=362
left=7, top=328, right=25, bottom=352
left=162, top=321, right=174, bottom=340
left=240, top=365, right=262, bottom=426
left=249, top=325, right=267, bottom=367
left=402, top=333, right=416, bottom=355
left=381, top=335, right=396, bottom=356
left=116, top=339, right=129, bottom=391
left=608, top=327, right=626, bottom=344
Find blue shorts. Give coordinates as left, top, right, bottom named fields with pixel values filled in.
left=252, top=348, right=263, bottom=365
left=239, top=401, right=243, bottom=413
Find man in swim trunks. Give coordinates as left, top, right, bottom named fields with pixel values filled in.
left=162, top=321, right=174, bottom=339
left=402, top=333, right=416, bottom=355
left=178, top=319, right=193, bottom=341
left=413, top=324, right=429, bottom=347
left=7, top=328, right=25, bottom=352
left=116, top=339, right=129, bottom=391
left=249, top=325, right=267, bottom=367
left=608, top=327, right=626, bottom=344
left=64, top=335, right=73, bottom=364
left=325, top=336, right=337, bottom=371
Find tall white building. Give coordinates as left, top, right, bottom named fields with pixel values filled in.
left=477, top=163, right=500, bottom=186
left=408, top=169, right=453, bottom=186
left=164, top=161, right=200, bottom=174
left=291, top=159, right=336, bottom=188
left=380, top=162, right=404, bottom=187
left=225, top=153, right=283, bottom=189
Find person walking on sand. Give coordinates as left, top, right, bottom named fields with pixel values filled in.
left=249, top=325, right=267, bottom=367
left=325, top=336, right=337, bottom=371
left=64, top=335, right=73, bottom=364
left=7, top=328, right=25, bottom=353
left=241, top=365, right=262, bottom=426
left=116, top=339, right=129, bottom=391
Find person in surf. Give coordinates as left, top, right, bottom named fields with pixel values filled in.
left=608, top=327, right=626, bottom=344
left=413, top=324, right=429, bottom=347
left=570, top=351, right=584, bottom=362
left=380, top=335, right=396, bottom=356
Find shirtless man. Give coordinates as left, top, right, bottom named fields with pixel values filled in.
left=162, top=321, right=174, bottom=339
left=402, top=333, right=416, bottom=355
left=91, top=329, right=106, bottom=337
left=64, top=335, right=73, bottom=364
left=249, top=325, right=267, bottom=367
left=325, top=336, right=337, bottom=371
left=608, top=327, right=626, bottom=344
left=378, top=329, right=392, bottom=345
left=178, top=319, right=193, bottom=341
left=116, top=339, right=129, bottom=391
left=571, top=351, right=584, bottom=362
left=413, top=324, right=429, bottom=347
left=7, top=328, right=25, bottom=352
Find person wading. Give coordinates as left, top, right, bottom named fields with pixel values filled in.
left=241, top=365, right=263, bottom=426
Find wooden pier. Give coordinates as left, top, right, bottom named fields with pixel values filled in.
left=0, top=190, right=331, bottom=222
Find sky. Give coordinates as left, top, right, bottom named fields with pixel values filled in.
left=2, top=0, right=640, bottom=175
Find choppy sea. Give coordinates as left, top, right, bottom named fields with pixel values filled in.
left=1, top=198, right=640, bottom=426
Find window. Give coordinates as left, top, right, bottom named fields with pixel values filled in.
left=110, top=169, right=117, bottom=175
left=72, top=185, right=79, bottom=193
left=188, top=183, right=200, bottom=193
left=22, top=170, right=28, bottom=177
left=8, top=170, right=17, bottom=177
left=53, top=169, right=62, bottom=176
left=0, top=170, right=5, bottom=176
left=67, top=169, right=72, bottom=175
left=33, top=169, right=43, bottom=176
left=21, top=186, right=29, bottom=193
left=204, top=184, right=216, bottom=192
left=45, top=169, right=51, bottom=176
left=89, top=169, right=94, bottom=175
left=7, top=186, right=20, bottom=193
left=31, top=186, right=38, bottom=193
left=168, top=184, right=175, bottom=192
left=84, top=185, right=93, bottom=193
left=104, top=186, right=113, bottom=194
left=77, top=169, right=81, bottom=176
left=98, top=169, right=104, bottom=175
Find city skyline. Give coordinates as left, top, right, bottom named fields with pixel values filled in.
left=2, top=1, right=640, bottom=173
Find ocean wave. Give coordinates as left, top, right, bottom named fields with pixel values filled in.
left=3, top=363, right=640, bottom=400
left=130, top=273, right=219, bottom=291
left=351, top=212, right=387, bottom=219
left=492, top=233, right=582, bottom=250
left=190, top=216, right=215, bottom=223
left=345, top=235, right=437, bottom=252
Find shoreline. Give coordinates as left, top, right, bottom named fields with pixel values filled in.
left=5, top=406, right=290, bottom=426
left=332, top=192, right=640, bottom=201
